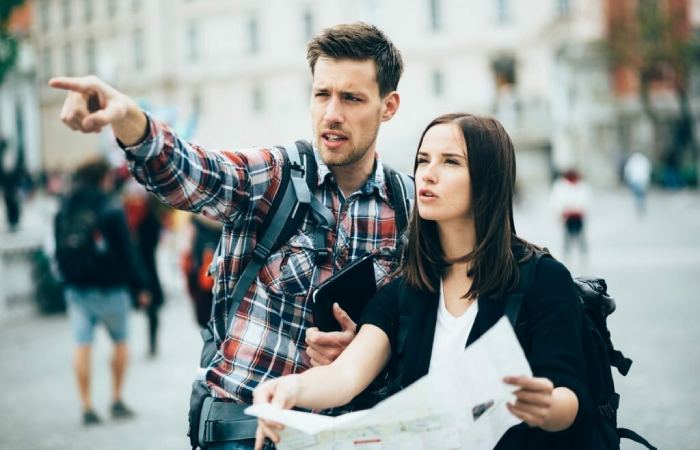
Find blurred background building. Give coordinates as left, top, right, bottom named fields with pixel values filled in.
left=0, top=0, right=692, bottom=187
left=1, top=2, right=699, bottom=449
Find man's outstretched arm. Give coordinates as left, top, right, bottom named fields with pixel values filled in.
left=49, top=75, right=148, bottom=146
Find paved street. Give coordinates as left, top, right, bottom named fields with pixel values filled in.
left=0, top=187, right=698, bottom=449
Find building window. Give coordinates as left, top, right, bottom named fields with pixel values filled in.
left=429, top=0, right=442, bottom=31
left=39, top=0, right=50, bottom=31
left=496, top=0, right=510, bottom=24
left=86, top=38, right=97, bottom=74
left=556, top=0, right=570, bottom=18
left=107, top=0, right=117, bottom=17
left=133, top=29, right=145, bottom=70
left=62, top=0, right=71, bottom=27
left=492, top=56, right=516, bottom=90
left=252, top=85, right=264, bottom=113
left=432, top=70, right=444, bottom=97
left=84, top=0, right=93, bottom=23
left=64, top=43, right=74, bottom=76
left=248, top=17, right=259, bottom=54
left=186, top=23, right=199, bottom=62
left=302, top=10, right=314, bottom=41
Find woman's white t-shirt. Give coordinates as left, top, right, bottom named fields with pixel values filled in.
left=429, top=281, right=479, bottom=372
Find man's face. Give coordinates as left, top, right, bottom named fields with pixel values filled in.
left=310, top=57, right=398, bottom=168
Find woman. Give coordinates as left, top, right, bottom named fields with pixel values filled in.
left=253, top=114, right=594, bottom=449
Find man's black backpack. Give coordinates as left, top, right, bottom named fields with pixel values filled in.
left=188, top=140, right=414, bottom=449
left=54, top=191, right=111, bottom=285
left=505, top=251, right=656, bottom=450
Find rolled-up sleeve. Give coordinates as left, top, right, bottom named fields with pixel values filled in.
left=119, top=113, right=284, bottom=225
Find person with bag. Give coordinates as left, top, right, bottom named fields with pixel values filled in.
left=54, top=157, right=151, bottom=425
left=254, top=114, right=597, bottom=449
left=49, top=23, right=411, bottom=449
left=123, top=178, right=167, bottom=357
left=181, top=214, right=223, bottom=329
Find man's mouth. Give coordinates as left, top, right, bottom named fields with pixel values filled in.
left=322, top=132, right=348, bottom=143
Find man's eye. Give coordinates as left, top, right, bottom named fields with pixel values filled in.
left=314, top=92, right=328, bottom=97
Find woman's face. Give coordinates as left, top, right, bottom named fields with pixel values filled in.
left=414, top=123, right=471, bottom=224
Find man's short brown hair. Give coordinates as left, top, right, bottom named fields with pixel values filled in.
left=306, top=22, right=404, bottom=97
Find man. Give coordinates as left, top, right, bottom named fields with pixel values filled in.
left=51, top=22, right=406, bottom=448
left=54, top=158, right=151, bottom=425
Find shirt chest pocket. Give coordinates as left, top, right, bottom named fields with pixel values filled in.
left=278, top=232, right=316, bottom=298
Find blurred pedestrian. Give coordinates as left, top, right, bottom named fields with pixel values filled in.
left=54, top=157, right=151, bottom=425
left=123, top=178, right=165, bottom=357
left=0, top=136, right=22, bottom=232
left=550, top=169, right=591, bottom=257
left=623, top=152, right=652, bottom=216
left=181, top=214, right=222, bottom=328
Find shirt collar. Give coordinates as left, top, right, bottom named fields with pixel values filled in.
left=315, top=150, right=390, bottom=203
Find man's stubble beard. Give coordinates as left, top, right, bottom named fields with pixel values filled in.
left=318, top=118, right=381, bottom=168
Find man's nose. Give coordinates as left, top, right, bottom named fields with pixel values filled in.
left=323, top=97, right=344, bottom=124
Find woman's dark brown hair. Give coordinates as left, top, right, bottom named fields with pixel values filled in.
left=401, top=113, right=537, bottom=300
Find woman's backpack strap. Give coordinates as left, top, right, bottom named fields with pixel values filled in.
left=504, top=250, right=549, bottom=326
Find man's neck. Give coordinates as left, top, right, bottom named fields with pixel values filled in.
left=331, top=154, right=377, bottom=198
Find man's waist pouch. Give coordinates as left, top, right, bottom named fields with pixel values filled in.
left=197, top=396, right=257, bottom=447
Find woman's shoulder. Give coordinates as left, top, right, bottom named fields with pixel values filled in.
left=527, top=253, right=579, bottom=307
left=535, top=254, right=572, bottom=281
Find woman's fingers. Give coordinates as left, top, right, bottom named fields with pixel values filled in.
left=254, top=424, right=266, bottom=450
left=260, top=418, right=285, bottom=431
left=507, top=402, right=548, bottom=427
left=504, top=376, right=554, bottom=427
left=258, top=420, right=281, bottom=444
left=253, top=380, right=277, bottom=404
left=511, top=389, right=553, bottom=408
left=503, top=376, right=553, bottom=393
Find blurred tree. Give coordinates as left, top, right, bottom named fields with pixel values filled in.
left=0, top=0, right=23, bottom=85
left=606, top=0, right=700, bottom=186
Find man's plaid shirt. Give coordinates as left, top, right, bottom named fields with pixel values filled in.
left=123, top=116, right=404, bottom=403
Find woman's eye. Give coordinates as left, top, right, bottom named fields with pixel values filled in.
left=445, top=159, right=460, bottom=165
left=416, top=158, right=429, bottom=165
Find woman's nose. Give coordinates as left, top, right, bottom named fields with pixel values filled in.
left=420, top=164, right=437, bottom=183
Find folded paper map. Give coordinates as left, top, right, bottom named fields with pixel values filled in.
left=245, top=317, right=532, bottom=449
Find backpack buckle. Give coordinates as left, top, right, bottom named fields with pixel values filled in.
left=252, top=243, right=271, bottom=263
left=314, top=248, right=330, bottom=263
left=289, top=161, right=305, bottom=177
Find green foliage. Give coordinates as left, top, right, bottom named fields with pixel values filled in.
left=0, top=0, right=24, bottom=23
left=0, top=0, right=24, bottom=85
left=0, top=30, right=18, bottom=85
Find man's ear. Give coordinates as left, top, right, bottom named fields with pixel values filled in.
left=380, top=91, right=400, bottom=122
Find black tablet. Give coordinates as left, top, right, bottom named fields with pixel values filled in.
left=311, top=253, right=377, bottom=332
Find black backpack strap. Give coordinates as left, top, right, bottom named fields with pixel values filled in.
left=224, top=141, right=317, bottom=326
left=291, top=141, right=335, bottom=263
left=383, top=165, right=414, bottom=239
left=618, top=428, right=657, bottom=450
left=504, top=250, right=547, bottom=326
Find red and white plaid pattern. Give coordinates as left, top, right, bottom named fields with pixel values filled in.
left=123, top=115, right=403, bottom=403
